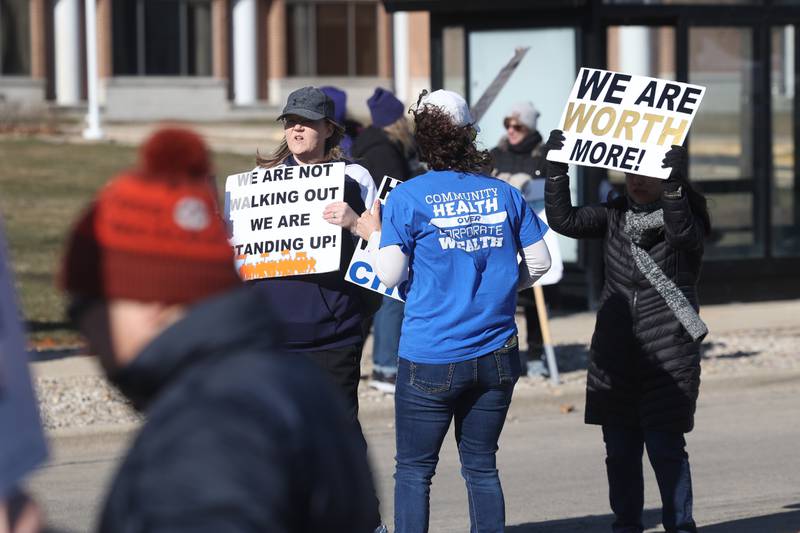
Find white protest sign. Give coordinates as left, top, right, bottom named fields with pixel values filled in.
left=534, top=207, right=563, bottom=287
left=547, top=68, right=705, bottom=179
left=345, top=176, right=408, bottom=301
left=225, top=162, right=345, bottom=280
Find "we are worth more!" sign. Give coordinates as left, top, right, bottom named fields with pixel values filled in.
left=547, top=68, right=705, bottom=179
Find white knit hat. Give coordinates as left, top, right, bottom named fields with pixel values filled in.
left=420, top=90, right=480, bottom=132
left=507, top=101, right=540, bottom=131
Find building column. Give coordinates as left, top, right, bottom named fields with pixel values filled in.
left=377, top=3, right=391, bottom=80
left=96, top=0, right=111, bottom=79
left=29, top=0, right=48, bottom=80
left=267, top=0, right=286, bottom=105
left=392, top=12, right=409, bottom=103
left=407, top=12, right=430, bottom=104
left=617, top=26, right=652, bottom=77
left=53, top=0, right=82, bottom=105
left=212, top=0, right=229, bottom=80
left=232, top=0, right=258, bottom=105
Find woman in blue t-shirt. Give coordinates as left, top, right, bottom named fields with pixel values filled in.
left=356, top=90, right=552, bottom=532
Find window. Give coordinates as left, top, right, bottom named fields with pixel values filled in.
left=771, top=26, right=800, bottom=257
left=689, top=27, right=760, bottom=259
left=0, top=0, right=31, bottom=75
left=287, top=1, right=378, bottom=77
left=604, top=0, right=759, bottom=4
left=113, top=0, right=212, bottom=76
left=468, top=27, right=579, bottom=263
left=442, top=26, right=465, bottom=96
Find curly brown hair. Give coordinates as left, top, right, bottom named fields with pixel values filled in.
left=412, top=98, right=490, bottom=174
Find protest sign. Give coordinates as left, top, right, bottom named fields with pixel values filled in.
left=535, top=207, right=563, bottom=287
left=547, top=68, right=705, bottom=179
left=225, top=162, right=345, bottom=280
left=345, top=176, right=408, bottom=302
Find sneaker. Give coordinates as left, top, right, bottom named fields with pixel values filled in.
left=373, top=524, right=389, bottom=533
left=368, top=370, right=396, bottom=394
left=526, top=359, right=550, bottom=378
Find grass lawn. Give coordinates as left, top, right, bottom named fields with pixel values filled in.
left=0, top=137, right=255, bottom=344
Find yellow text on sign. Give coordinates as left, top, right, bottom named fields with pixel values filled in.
left=563, top=102, right=688, bottom=146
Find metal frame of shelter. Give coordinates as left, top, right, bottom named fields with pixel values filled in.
left=384, top=0, right=800, bottom=308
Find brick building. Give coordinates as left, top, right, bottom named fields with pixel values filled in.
left=0, top=0, right=431, bottom=120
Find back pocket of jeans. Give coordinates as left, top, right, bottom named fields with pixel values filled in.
left=409, top=361, right=454, bottom=394
left=494, top=336, right=521, bottom=384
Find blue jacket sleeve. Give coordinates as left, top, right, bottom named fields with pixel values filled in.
left=0, top=228, right=48, bottom=498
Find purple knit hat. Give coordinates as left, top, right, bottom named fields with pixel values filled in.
left=319, top=86, right=347, bottom=125
left=367, top=88, right=405, bottom=128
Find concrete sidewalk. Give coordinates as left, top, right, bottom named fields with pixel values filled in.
left=31, top=297, right=800, bottom=385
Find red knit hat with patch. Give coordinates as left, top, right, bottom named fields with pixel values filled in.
left=59, top=127, right=240, bottom=304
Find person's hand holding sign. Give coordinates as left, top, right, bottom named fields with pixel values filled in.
left=661, top=144, right=688, bottom=197
left=323, top=201, right=359, bottom=233
left=543, top=129, right=569, bottom=178
left=356, top=200, right=382, bottom=241
left=662, top=145, right=687, bottom=181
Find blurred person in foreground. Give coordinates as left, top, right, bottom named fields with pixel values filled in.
left=58, top=127, right=377, bottom=533
left=490, top=101, right=560, bottom=377
left=0, top=222, right=48, bottom=533
left=352, top=87, right=422, bottom=393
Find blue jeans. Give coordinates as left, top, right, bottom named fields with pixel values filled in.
left=372, top=297, right=404, bottom=376
left=602, top=426, right=697, bottom=533
left=394, top=336, right=520, bottom=533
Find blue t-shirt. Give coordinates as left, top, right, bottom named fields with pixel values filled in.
left=380, top=170, right=548, bottom=363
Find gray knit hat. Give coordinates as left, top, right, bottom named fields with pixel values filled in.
left=506, top=101, right=540, bottom=131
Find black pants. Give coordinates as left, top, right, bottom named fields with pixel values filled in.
left=305, top=344, right=382, bottom=528
left=603, top=426, right=696, bottom=533
left=305, top=343, right=363, bottom=422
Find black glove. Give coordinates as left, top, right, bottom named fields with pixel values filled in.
left=662, top=145, right=688, bottom=192
left=543, top=129, right=569, bottom=178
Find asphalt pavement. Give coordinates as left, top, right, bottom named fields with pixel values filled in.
left=28, top=368, right=800, bottom=532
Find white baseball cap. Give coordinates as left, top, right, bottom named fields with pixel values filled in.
left=419, top=90, right=480, bottom=132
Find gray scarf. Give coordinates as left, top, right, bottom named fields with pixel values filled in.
left=624, top=208, right=708, bottom=341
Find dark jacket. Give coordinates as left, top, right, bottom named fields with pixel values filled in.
left=99, top=288, right=377, bottom=533
left=545, top=176, right=704, bottom=433
left=0, top=228, right=47, bottom=498
left=490, top=131, right=546, bottom=191
left=352, top=125, right=415, bottom=187
left=251, top=156, right=368, bottom=351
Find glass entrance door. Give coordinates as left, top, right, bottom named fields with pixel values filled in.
left=467, top=27, right=579, bottom=262
left=771, top=25, right=800, bottom=257
left=688, top=26, right=760, bottom=259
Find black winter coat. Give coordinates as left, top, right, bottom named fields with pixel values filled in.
left=99, top=288, right=377, bottom=533
left=352, top=125, right=414, bottom=187
left=248, top=155, right=370, bottom=351
left=545, top=176, right=704, bottom=433
left=489, top=131, right=546, bottom=185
